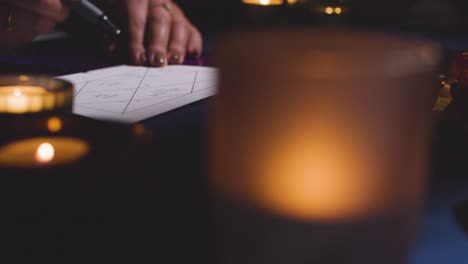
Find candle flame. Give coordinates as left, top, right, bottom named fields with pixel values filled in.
left=324, top=6, right=334, bottom=14
left=13, top=89, right=22, bottom=97
left=242, top=0, right=283, bottom=5
left=35, top=142, right=55, bottom=164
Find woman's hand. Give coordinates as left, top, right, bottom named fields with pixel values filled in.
left=0, top=0, right=69, bottom=47
left=101, top=0, right=203, bottom=67
left=0, top=0, right=202, bottom=67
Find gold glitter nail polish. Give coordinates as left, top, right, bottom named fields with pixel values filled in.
left=171, top=54, right=181, bottom=64
left=158, top=56, right=166, bottom=66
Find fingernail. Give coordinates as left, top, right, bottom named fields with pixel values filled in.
left=132, top=53, right=140, bottom=64
left=140, top=53, right=147, bottom=65
left=132, top=52, right=145, bottom=65
left=154, top=55, right=166, bottom=67
left=169, top=54, right=183, bottom=64
left=190, top=51, right=200, bottom=58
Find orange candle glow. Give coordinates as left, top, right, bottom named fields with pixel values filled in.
left=0, top=86, right=48, bottom=114
left=0, top=137, right=89, bottom=168
left=210, top=29, right=442, bottom=264
left=242, top=0, right=283, bottom=5
left=212, top=29, right=441, bottom=221
left=0, top=75, right=73, bottom=114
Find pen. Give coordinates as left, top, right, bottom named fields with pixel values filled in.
left=63, top=0, right=121, bottom=37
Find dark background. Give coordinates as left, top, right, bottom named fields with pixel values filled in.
left=176, top=0, right=468, bottom=35
left=49, top=0, right=468, bottom=77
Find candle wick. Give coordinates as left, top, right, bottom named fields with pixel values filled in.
left=13, top=89, right=22, bottom=97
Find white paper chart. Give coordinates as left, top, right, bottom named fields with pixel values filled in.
left=56, top=65, right=218, bottom=123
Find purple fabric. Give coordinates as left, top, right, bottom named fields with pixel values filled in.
left=0, top=36, right=213, bottom=76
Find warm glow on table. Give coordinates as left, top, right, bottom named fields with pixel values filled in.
left=242, top=0, right=283, bottom=6
left=0, top=137, right=89, bottom=167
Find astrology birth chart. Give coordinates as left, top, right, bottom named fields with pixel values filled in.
left=57, top=65, right=218, bottom=123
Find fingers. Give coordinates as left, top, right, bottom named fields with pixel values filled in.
left=126, top=0, right=149, bottom=65
left=146, top=4, right=171, bottom=67
left=167, top=17, right=189, bottom=64
left=98, top=0, right=203, bottom=67
left=186, top=26, right=203, bottom=58
left=0, top=5, right=57, bottom=46
left=0, top=0, right=69, bottom=21
left=145, top=2, right=202, bottom=66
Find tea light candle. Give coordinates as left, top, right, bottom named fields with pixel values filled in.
left=0, top=75, right=73, bottom=115
left=0, top=86, right=47, bottom=113
left=0, top=137, right=89, bottom=168
left=242, top=0, right=283, bottom=5
left=241, top=0, right=293, bottom=27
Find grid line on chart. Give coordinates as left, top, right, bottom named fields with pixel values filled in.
left=122, top=68, right=150, bottom=114
left=190, top=71, right=199, bottom=93
left=74, top=81, right=89, bottom=98
left=77, top=83, right=215, bottom=106
left=126, top=89, right=211, bottom=114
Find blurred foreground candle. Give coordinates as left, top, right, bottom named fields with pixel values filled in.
left=210, top=29, right=441, bottom=264
left=0, top=75, right=73, bottom=115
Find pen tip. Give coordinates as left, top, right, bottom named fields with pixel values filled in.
left=98, top=16, right=121, bottom=37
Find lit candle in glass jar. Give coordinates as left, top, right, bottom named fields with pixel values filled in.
left=0, top=75, right=73, bottom=115
left=0, top=86, right=48, bottom=114
left=242, top=0, right=283, bottom=5
left=241, top=0, right=291, bottom=27
left=0, top=137, right=89, bottom=168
